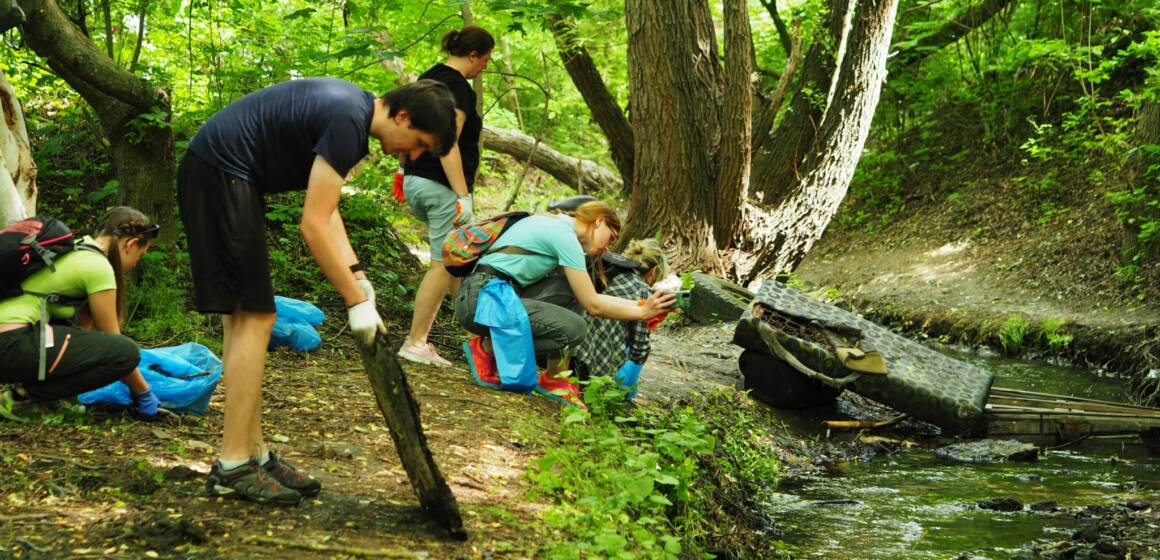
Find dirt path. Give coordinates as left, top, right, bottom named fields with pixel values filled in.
left=796, top=235, right=1160, bottom=330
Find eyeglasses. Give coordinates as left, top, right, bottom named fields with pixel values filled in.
left=116, top=223, right=161, bottom=240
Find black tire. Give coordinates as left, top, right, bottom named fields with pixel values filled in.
left=739, top=349, right=843, bottom=409
left=688, top=272, right=753, bottom=324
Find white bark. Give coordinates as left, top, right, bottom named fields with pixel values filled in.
left=0, top=69, right=36, bottom=226
left=734, top=0, right=900, bottom=283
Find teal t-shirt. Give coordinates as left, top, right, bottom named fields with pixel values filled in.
left=0, top=236, right=115, bottom=324
left=478, top=215, right=586, bottom=286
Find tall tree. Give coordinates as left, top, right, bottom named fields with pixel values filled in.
left=18, top=0, right=174, bottom=232
left=548, top=14, right=634, bottom=194
left=739, top=0, right=901, bottom=282
left=1, top=69, right=37, bottom=225
left=620, top=0, right=728, bottom=270
left=1121, top=100, right=1160, bottom=262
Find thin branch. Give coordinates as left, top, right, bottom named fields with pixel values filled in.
left=502, top=49, right=552, bottom=211
left=129, top=0, right=148, bottom=71
left=241, top=536, right=429, bottom=558
left=100, top=0, right=112, bottom=58
left=759, top=0, right=792, bottom=57
left=340, top=13, right=459, bottom=78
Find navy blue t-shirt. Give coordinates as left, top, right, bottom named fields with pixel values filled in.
left=188, top=77, right=376, bottom=194
left=403, top=64, right=481, bottom=192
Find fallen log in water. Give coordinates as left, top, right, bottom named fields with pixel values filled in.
left=356, top=332, right=467, bottom=540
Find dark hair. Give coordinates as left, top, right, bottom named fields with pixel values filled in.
left=380, top=80, right=458, bottom=156
left=441, top=25, right=494, bottom=57
left=96, top=206, right=153, bottom=324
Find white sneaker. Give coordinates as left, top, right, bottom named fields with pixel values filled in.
left=397, top=342, right=453, bottom=367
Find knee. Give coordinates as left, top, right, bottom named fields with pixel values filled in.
left=562, top=313, right=588, bottom=347
left=108, top=335, right=141, bottom=373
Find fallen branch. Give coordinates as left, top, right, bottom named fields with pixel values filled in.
left=242, top=536, right=428, bottom=558
left=482, top=125, right=622, bottom=195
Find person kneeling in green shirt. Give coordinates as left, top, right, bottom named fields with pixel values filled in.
left=0, top=207, right=161, bottom=421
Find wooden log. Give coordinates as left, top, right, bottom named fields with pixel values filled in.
left=356, top=332, right=467, bottom=540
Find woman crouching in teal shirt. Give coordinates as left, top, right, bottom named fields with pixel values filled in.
left=454, top=200, right=673, bottom=409
left=0, top=207, right=161, bottom=421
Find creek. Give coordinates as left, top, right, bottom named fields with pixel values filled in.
left=762, top=352, right=1160, bottom=559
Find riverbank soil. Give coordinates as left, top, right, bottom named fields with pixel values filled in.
left=795, top=167, right=1160, bottom=400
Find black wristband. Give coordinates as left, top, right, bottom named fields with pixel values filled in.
left=350, top=263, right=364, bottom=274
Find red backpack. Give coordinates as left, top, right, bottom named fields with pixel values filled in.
left=441, top=212, right=532, bottom=277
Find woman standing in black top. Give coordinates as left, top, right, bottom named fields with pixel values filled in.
left=398, top=26, right=495, bottom=366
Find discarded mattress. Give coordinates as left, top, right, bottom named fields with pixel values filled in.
left=733, top=281, right=994, bottom=434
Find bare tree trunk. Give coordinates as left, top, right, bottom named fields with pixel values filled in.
left=752, top=0, right=849, bottom=207
left=1121, top=100, right=1160, bottom=262
left=481, top=125, right=622, bottom=194
left=623, top=0, right=723, bottom=272
left=0, top=69, right=37, bottom=224
left=713, top=0, right=755, bottom=246
left=737, top=0, right=901, bottom=283
left=459, top=1, right=483, bottom=116
left=19, top=0, right=174, bottom=235
left=500, top=38, right=523, bottom=129
left=548, top=14, right=635, bottom=194
left=759, top=0, right=792, bottom=56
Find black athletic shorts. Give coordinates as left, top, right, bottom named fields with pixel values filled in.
left=177, top=152, right=276, bottom=314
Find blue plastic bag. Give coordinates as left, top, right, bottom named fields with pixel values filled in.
left=474, top=278, right=538, bottom=393
left=78, top=343, right=223, bottom=414
left=269, top=296, right=324, bottom=351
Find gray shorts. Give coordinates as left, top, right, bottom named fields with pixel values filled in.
left=403, top=175, right=458, bottom=262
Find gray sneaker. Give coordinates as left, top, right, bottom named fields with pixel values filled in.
left=263, top=450, right=322, bottom=497
left=205, top=459, right=301, bottom=506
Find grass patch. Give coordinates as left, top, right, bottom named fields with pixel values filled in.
left=999, top=315, right=1029, bottom=354
left=1038, top=318, right=1074, bottom=350
left=529, top=378, right=789, bottom=558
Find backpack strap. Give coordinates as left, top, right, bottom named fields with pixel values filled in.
left=20, top=242, right=103, bottom=382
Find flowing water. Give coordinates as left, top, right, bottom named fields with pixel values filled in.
left=764, top=352, right=1160, bottom=559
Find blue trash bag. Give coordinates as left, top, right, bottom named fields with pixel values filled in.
left=275, top=296, right=324, bottom=326
left=269, top=296, right=325, bottom=351
left=614, top=360, right=644, bottom=401
left=78, top=342, right=223, bottom=414
left=474, top=278, right=538, bottom=393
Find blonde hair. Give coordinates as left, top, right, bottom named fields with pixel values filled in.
left=622, top=238, right=669, bottom=279
left=571, top=200, right=621, bottom=287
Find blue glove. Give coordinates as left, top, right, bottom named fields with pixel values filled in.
left=614, top=360, right=644, bottom=401
left=133, top=389, right=160, bottom=420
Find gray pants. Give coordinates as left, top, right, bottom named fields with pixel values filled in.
left=455, top=270, right=587, bottom=359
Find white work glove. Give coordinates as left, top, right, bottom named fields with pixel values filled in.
left=356, top=278, right=375, bottom=305
left=348, top=299, right=386, bottom=346
left=454, top=195, right=473, bottom=227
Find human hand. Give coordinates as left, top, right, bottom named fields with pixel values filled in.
left=348, top=299, right=387, bottom=346
left=133, top=388, right=160, bottom=420
left=454, top=195, right=473, bottom=227
left=356, top=278, right=375, bottom=305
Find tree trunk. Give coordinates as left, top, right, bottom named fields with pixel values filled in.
left=752, top=0, right=849, bottom=207
left=712, top=0, right=756, bottom=246
left=19, top=0, right=174, bottom=235
left=481, top=125, right=623, bottom=194
left=737, top=0, right=901, bottom=283
left=1122, top=100, right=1160, bottom=262
left=0, top=69, right=37, bottom=224
left=548, top=14, right=635, bottom=194
left=459, top=1, right=483, bottom=116
left=622, top=0, right=723, bottom=272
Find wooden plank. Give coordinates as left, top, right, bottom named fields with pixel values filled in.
left=985, top=404, right=1160, bottom=424
left=990, top=387, right=1160, bottom=413
left=987, top=395, right=1160, bottom=418
left=357, top=332, right=467, bottom=540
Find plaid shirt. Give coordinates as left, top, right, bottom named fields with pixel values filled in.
left=574, top=270, right=651, bottom=376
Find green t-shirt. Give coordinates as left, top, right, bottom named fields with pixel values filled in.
left=477, top=215, right=586, bottom=287
left=0, top=236, right=115, bottom=324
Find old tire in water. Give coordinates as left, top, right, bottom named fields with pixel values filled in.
left=688, top=272, right=753, bottom=324
left=739, top=349, right=843, bottom=409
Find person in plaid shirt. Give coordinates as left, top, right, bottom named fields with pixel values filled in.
left=574, top=239, right=670, bottom=387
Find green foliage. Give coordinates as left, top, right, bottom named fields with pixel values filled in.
left=530, top=381, right=788, bottom=557
left=1038, top=318, right=1074, bottom=351
left=999, top=315, right=1029, bottom=354
left=530, top=377, right=713, bottom=559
